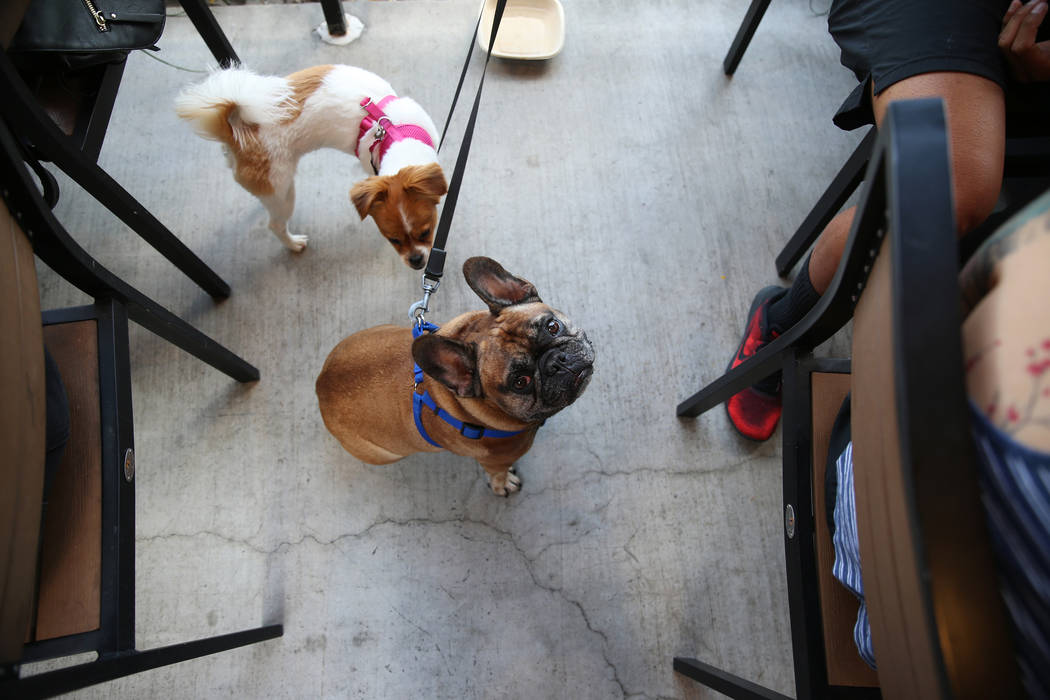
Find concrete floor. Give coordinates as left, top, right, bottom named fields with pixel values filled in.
left=32, top=0, right=861, bottom=697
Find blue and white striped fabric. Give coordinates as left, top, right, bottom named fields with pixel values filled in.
left=969, top=402, right=1050, bottom=700
left=830, top=440, right=877, bottom=669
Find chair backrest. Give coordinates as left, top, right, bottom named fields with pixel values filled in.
left=0, top=195, right=45, bottom=665
left=850, top=103, right=1023, bottom=699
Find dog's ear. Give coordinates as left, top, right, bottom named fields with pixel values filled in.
left=350, top=177, right=388, bottom=219
left=412, top=335, right=480, bottom=397
left=400, top=163, right=448, bottom=200
left=463, top=257, right=541, bottom=315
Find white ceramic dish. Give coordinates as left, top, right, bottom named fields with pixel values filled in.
left=478, top=0, right=565, bottom=60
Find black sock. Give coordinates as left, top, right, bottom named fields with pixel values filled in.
left=750, top=256, right=821, bottom=396
left=766, top=255, right=821, bottom=335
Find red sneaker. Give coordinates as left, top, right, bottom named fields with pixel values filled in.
left=726, top=286, right=787, bottom=441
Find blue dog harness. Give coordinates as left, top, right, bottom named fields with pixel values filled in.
left=412, top=322, right=526, bottom=448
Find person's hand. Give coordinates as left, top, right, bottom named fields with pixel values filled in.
left=999, top=0, right=1050, bottom=82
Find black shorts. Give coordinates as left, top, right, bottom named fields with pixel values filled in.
left=828, top=0, right=1012, bottom=130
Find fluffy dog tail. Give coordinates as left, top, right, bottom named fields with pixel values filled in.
left=174, top=67, right=295, bottom=146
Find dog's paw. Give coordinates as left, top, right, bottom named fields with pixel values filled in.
left=506, top=471, right=522, bottom=491
left=489, top=470, right=522, bottom=497
left=286, top=234, right=309, bottom=253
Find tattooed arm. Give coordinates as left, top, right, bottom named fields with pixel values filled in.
left=959, top=192, right=1050, bottom=315
left=960, top=190, right=1050, bottom=450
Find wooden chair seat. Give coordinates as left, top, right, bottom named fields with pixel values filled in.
left=32, top=321, right=103, bottom=643
left=810, top=371, right=878, bottom=689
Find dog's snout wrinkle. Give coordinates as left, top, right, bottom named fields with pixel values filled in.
left=542, top=346, right=586, bottom=377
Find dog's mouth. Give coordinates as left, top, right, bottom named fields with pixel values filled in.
left=573, top=366, right=592, bottom=390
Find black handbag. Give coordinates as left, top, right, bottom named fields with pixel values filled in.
left=8, top=0, right=165, bottom=68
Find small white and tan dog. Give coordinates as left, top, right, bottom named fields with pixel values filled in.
left=175, top=64, right=448, bottom=267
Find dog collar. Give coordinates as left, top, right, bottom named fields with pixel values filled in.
left=412, top=322, right=526, bottom=448
left=357, top=96, right=436, bottom=175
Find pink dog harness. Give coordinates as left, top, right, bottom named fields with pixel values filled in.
left=356, top=96, right=436, bottom=175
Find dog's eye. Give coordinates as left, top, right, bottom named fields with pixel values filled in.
left=419, top=229, right=431, bottom=242
left=513, top=374, right=532, bottom=391
left=546, top=319, right=560, bottom=336
left=388, top=238, right=402, bottom=246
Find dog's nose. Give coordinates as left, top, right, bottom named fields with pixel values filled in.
left=409, top=253, right=424, bottom=268
left=543, top=350, right=582, bottom=376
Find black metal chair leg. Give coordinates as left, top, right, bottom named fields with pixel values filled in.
left=176, top=0, right=240, bottom=68
left=125, top=301, right=259, bottom=382
left=775, top=128, right=877, bottom=277
left=40, top=137, right=231, bottom=299
left=0, top=52, right=232, bottom=300
left=92, top=299, right=137, bottom=657
left=1, top=128, right=259, bottom=383
left=75, top=60, right=126, bottom=163
left=676, top=333, right=788, bottom=417
left=320, top=0, right=348, bottom=36
left=5, top=625, right=283, bottom=699
left=723, top=0, right=773, bottom=75
left=673, top=657, right=793, bottom=700
left=780, top=350, right=826, bottom=699
left=25, top=155, right=60, bottom=208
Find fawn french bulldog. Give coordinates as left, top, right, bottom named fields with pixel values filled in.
left=316, top=257, right=595, bottom=495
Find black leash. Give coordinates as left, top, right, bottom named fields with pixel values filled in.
left=437, top=9, right=482, bottom=152
left=410, top=0, right=507, bottom=324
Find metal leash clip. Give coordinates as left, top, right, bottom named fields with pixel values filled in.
left=373, top=115, right=392, bottom=142
left=408, top=273, right=441, bottom=327
left=369, top=120, right=390, bottom=175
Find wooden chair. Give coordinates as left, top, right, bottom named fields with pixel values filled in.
left=674, top=98, right=1022, bottom=698
left=0, top=107, right=281, bottom=698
